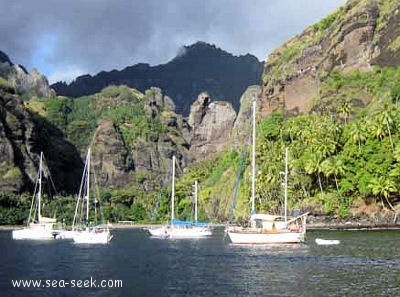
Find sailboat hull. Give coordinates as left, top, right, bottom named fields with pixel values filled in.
left=72, top=229, right=112, bottom=244
left=55, top=230, right=76, bottom=240
left=227, top=230, right=305, bottom=244
left=148, top=226, right=212, bottom=238
left=168, top=226, right=212, bottom=238
left=148, top=226, right=169, bottom=238
left=12, top=224, right=55, bottom=240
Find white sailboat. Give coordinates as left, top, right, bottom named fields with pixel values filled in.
left=12, top=152, right=57, bottom=240
left=71, top=148, right=113, bottom=244
left=148, top=156, right=212, bottom=238
left=227, top=101, right=308, bottom=244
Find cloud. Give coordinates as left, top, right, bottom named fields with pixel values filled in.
left=0, top=0, right=346, bottom=83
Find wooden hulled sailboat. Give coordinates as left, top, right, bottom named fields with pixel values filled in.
left=227, top=101, right=308, bottom=244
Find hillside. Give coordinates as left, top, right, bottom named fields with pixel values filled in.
left=261, top=0, right=400, bottom=115
left=3, top=0, right=400, bottom=226
left=51, top=42, right=263, bottom=115
left=0, top=53, right=83, bottom=196
left=228, top=0, right=400, bottom=224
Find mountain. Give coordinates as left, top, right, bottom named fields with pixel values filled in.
left=260, top=0, right=400, bottom=115
left=0, top=53, right=83, bottom=194
left=51, top=42, right=263, bottom=115
left=0, top=50, right=54, bottom=99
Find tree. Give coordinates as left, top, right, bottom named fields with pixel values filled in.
left=377, top=103, right=395, bottom=152
left=337, top=99, right=352, bottom=124
left=348, top=120, right=367, bottom=149
left=321, top=156, right=346, bottom=192
left=368, top=176, right=396, bottom=211
left=304, top=152, right=324, bottom=197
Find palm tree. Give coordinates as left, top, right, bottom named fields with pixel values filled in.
left=321, top=156, right=346, bottom=192
left=368, top=176, right=396, bottom=211
left=377, top=103, right=395, bottom=152
left=368, top=116, right=386, bottom=140
left=348, top=120, right=367, bottom=149
left=304, top=152, right=324, bottom=197
left=314, top=138, right=337, bottom=158
left=337, top=99, right=352, bottom=124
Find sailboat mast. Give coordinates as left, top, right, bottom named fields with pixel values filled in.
left=86, top=148, right=91, bottom=223
left=284, top=147, right=288, bottom=222
left=194, top=180, right=198, bottom=222
left=72, top=153, right=88, bottom=229
left=171, top=155, right=175, bottom=222
left=37, top=152, right=43, bottom=222
left=251, top=100, right=256, bottom=213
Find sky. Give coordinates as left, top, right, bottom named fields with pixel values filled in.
left=0, top=0, right=346, bottom=84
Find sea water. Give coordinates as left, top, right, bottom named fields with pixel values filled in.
left=1, top=227, right=399, bottom=297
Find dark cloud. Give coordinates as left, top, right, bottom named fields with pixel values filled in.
left=0, top=0, right=346, bottom=83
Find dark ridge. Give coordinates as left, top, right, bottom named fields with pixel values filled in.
left=51, top=41, right=264, bottom=116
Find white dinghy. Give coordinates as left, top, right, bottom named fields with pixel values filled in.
left=315, top=238, right=341, bottom=245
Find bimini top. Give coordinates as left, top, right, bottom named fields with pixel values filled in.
left=171, top=219, right=210, bottom=227
left=193, top=221, right=209, bottom=227
left=250, top=214, right=282, bottom=222
left=171, top=219, right=193, bottom=226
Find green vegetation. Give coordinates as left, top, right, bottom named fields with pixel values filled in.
left=312, top=6, right=343, bottom=32
left=0, top=77, right=13, bottom=92
left=5, top=65, right=400, bottom=225
left=0, top=85, right=177, bottom=226
left=29, top=85, right=169, bottom=153
left=253, top=66, right=400, bottom=219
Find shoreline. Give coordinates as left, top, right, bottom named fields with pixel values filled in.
left=3, top=222, right=400, bottom=231
left=306, top=223, right=400, bottom=231
left=3, top=214, right=400, bottom=231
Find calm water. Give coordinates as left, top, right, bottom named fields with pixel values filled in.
left=1, top=227, right=400, bottom=297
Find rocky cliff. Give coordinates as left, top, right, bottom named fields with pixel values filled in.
left=51, top=42, right=263, bottom=116
left=0, top=86, right=82, bottom=194
left=187, top=92, right=237, bottom=162
left=0, top=51, right=54, bottom=99
left=0, top=44, right=260, bottom=194
left=261, top=0, right=400, bottom=115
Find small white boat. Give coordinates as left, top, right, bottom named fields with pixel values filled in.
left=315, top=238, right=341, bottom=245
left=148, top=225, right=170, bottom=238
left=72, top=227, right=113, bottom=244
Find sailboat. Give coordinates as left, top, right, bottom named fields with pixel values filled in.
left=148, top=156, right=212, bottom=238
left=70, top=148, right=113, bottom=244
left=227, top=101, right=308, bottom=244
left=12, top=152, right=58, bottom=240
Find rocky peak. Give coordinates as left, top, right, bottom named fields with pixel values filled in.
left=51, top=41, right=263, bottom=116
left=144, top=87, right=176, bottom=119
left=188, top=92, right=211, bottom=127
left=0, top=50, right=54, bottom=98
left=0, top=88, right=83, bottom=194
left=232, top=85, right=261, bottom=147
left=0, top=50, right=11, bottom=64
left=90, top=118, right=134, bottom=188
left=188, top=92, right=236, bottom=162
left=172, top=42, right=230, bottom=64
